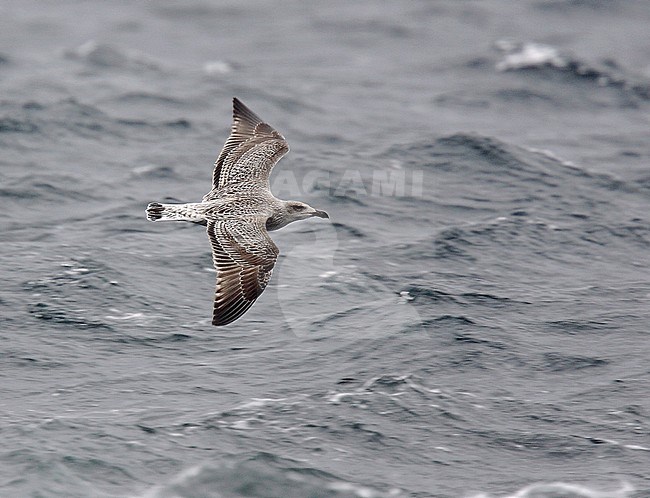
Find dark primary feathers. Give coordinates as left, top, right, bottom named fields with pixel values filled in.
left=208, top=98, right=289, bottom=193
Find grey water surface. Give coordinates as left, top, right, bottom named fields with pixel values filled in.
left=1, top=1, right=649, bottom=497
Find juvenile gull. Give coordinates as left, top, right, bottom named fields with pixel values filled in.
left=146, top=98, right=329, bottom=326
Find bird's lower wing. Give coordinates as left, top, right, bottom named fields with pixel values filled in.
left=206, top=218, right=279, bottom=326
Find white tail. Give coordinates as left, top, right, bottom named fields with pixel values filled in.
left=145, top=202, right=206, bottom=224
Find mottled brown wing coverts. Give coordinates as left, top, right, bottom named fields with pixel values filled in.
left=207, top=218, right=279, bottom=326
left=210, top=98, right=289, bottom=191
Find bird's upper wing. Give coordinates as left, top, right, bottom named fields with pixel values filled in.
left=208, top=98, right=289, bottom=194
left=206, top=217, right=279, bottom=326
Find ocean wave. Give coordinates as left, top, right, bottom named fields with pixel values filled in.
left=540, top=352, right=608, bottom=372
left=495, top=40, right=650, bottom=101
left=23, top=257, right=136, bottom=331
left=27, top=301, right=114, bottom=330
left=331, top=221, right=367, bottom=238
left=535, top=0, right=623, bottom=13
left=0, top=97, right=196, bottom=144
left=65, top=40, right=161, bottom=71
left=0, top=99, right=112, bottom=140
left=130, top=164, right=180, bottom=180
left=543, top=318, right=617, bottom=334
left=0, top=117, right=39, bottom=134
left=389, top=133, right=646, bottom=224
left=469, top=480, right=634, bottom=498
left=140, top=453, right=406, bottom=498
left=400, top=286, right=460, bottom=304
left=0, top=174, right=96, bottom=202
left=113, top=92, right=187, bottom=106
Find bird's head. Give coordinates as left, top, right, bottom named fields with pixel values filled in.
left=285, top=200, right=329, bottom=223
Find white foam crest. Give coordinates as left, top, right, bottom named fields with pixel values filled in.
left=136, top=461, right=407, bottom=498
left=525, top=147, right=577, bottom=168
left=327, top=481, right=404, bottom=498
left=203, top=60, right=233, bottom=75
left=495, top=41, right=567, bottom=71
left=467, top=481, right=634, bottom=498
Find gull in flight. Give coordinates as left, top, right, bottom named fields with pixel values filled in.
left=146, top=98, right=329, bottom=325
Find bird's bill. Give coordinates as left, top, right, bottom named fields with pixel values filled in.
left=313, top=209, right=329, bottom=219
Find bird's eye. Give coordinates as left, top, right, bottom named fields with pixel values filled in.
left=295, top=205, right=306, bottom=210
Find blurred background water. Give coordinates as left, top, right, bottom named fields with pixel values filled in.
left=0, top=1, right=649, bottom=497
